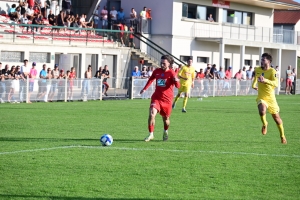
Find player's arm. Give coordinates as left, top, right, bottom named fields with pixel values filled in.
left=260, top=70, right=278, bottom=87
left=173, top=72, right=180, bottom=88
left=140, top=70, right=156, bottom=94
left=251, top=70, right=258, bottom=90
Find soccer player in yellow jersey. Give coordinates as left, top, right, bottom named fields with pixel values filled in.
left=172, top=57, right=195, bottom=113
left=252, top=53, right=287, bottom=144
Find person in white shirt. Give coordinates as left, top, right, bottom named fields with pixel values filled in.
left=19, top=59, right=30, bottom=102
left=130, top=8, right=137, bottom=27
left=20, top=13, right=29, bottom=32
left=26, top=5, right=34, bottom=20
left=140, top=7, right=147, bottom=19
left=110, top=6, right=118, bottom=25
left=101, top=6, right=108, bottom=29
left=240, top=66, right=247, bottom=95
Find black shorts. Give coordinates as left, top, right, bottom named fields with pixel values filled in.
left=129, top=38, right=133, bottom=43
left=41, top=7, right=46, bottom=12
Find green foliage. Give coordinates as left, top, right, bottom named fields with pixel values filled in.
left=0, top=96, right=300, bottom=200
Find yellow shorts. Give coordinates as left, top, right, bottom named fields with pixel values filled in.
left=256, top=99, right=280, bottom=114
left=178, top=85, right=191, bottom=93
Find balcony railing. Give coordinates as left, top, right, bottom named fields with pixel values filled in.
left=192, top=22, right=298, bottom=45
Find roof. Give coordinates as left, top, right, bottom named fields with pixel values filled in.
left=274, top=9, right=300, bottom=24
left=275, top=0, right=300, bottom=6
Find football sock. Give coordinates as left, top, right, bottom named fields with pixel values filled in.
left=148, top=125, right=154, bottom=133
left=277, top=124, right=285, bottom=138
left=260, top=115, right=267, bottom=126
left=164, top=125, right=169, bottom=131
left=183, top=97, right=188, bottom=108
left=174, top=94, right=180, bottom=103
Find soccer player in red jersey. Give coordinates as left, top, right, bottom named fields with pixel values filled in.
left=140, top=55, right=180, bottom=142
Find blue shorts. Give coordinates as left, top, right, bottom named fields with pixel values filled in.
left=29, top=82, right=34, bottom=92
left=50, top=83, right=57, bottom=93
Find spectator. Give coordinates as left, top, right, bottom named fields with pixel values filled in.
left=44, top=67, right=52, bottom=102
left=32, top=13, right=44, bottom=33
left=36, top=64, right=47, bottom=101
left=56, top=11, right=65, bottom=32
left=217, top=67, right=225, bottom=96
left=68, top=67, right=76, bottom=101
left=79, top=13, right=87, bottom=28
left=110, top=6, right=118, bottom=26
left=146, top=8, right=152, bottom=20
left=19, top=1, right=27, bottom=16
left=114, top=22, right=125, bottom=46
left=196, top=68, right=205, bottom=96
left=101, top=6, right=108, bottom=29
left=102, top=65, right=110, bottom=96
left=132, top=66, right=141, bottom=78
left=140, top=7, right=147, bottom=20
left=117, top=8, right=125, bottom=23
left=8, top=66, right=17, bottom=103
left=291, top=68, right=296, bottom=94
left=285, top=65, right=293, bottom=95
left=234, top=69, right=242, bottom=80
left=26, top=5, right=34, bottom=20
left=240, top=66, right=247, bottom=95
left=20, top=13, right=30, bottom=32
left=141, top=66, right=148, bottom=78
left=19, top=59, right=30, bottom=102
left=93, top=9, right=99, bottom=29
left=81, top=65, right=92, bottom=99
left=128, top=27, right=135, bottom=48
left=223, top=67, right=232, bottom=96
left=208, top=14, right=214, bottom=22
left=147, top=66, right=154, bottom=77
left=57, top=69, right=66, bottom=101
left=175, top=64, right=182, bottom=75
left=203, top=67, right=211, bottom=97
left=48, top=64, right=60, bottom=102
left=28, top=62, right=37, bottom=103
left=62, top=0, right=72, bottom=14
left=210, top=64, right=217, bottom=79
left=36, top=0, right=46, bottom=19
left=48, top=10, right=55, bottom=25
left=129, top=8, right=137, bottom=28
left=0, top=62, right=4, bottom=103
left=9, top=4, right=20, bottom=21
left=91, top=66, right=102, bottom=99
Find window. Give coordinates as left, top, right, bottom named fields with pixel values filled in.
left=256, top=60, right=260, bottom=66
left=197, top=57, right=209, bottom=63
left=180, top=55, right=192, bottom=63
left=29, top=52, right=50, bottom=63
left=244, top=60, right=252, bottom=66
left=223, top=9, right=252, bottom=25
left=182, top=3, right=217, bottom=22
left=0, top=51, right=24, bottom=62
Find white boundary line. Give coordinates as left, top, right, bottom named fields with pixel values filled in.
left=1, top=145, right=299, bottom=158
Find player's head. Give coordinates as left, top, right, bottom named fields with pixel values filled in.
left=161, top=55, right=174, bottom=70
left=187, top=56, right=193, bottom=66
left=261, top=53, right=272, bottom=68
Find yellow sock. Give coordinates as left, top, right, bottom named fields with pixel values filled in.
left=260, top=115, right=268, bottom=126
left=277, top=124, right=285, bottom=138
left=183, top=97, right=188, bottom=108
left=174, top=94, right=180, bottom=103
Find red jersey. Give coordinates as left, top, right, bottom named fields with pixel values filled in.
left=196, top=72, right=205, bottom=79
left=142, top=68, right=180, bottom=104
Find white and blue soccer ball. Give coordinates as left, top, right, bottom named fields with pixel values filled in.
left=100, top=134, right=113, bottom=146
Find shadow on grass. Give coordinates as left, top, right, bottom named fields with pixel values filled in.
left=0, top=194, right=157, bottom=200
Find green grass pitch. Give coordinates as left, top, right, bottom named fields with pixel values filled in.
left=0, top=95, right=300, bottom=200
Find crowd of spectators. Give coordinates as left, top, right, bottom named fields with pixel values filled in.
left=0, top=60, right=113, bottom=103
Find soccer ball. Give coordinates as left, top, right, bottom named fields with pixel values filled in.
left=100, top=134, right=113, bottom=146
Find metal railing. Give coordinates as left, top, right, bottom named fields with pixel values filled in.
left=192, top=22, right=298, bottom=45
left=0, top=78, right=298, bottom=103
left=0, top=22, right=132, bottom=47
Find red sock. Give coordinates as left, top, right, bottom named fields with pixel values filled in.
left=148, top=125, right=154, bottom=133
left=164, top=125, right=169, bottom=131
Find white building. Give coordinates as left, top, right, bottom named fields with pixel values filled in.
left=120, top=0, right=300, bottom=78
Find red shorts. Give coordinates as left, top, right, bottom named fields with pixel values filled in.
left=103, top=82, right=109, bottom=88
left=150, top=99, right=172, bottom=117
left=286, top=78, right=292, bottom=86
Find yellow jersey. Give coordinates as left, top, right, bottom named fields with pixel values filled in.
left=178, top=65, right=195, bottom=87
left=252, top=67, right=278, bottom=101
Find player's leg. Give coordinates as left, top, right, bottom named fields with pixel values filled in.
left=257, top=100, right=268, bottom=135
left=271, top=113, right=287, bottom=144
left=162, top=116, right=170, bottom=141
left=172, top=89, right=182, bottom=109
left=145, top=104, right=158, bottom=142
left=182, top=88, right=189, bottom=113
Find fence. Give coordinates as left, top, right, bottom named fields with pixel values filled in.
left=0, top=22, right=132, bottom=47
left=0, top=77, right=129, bottom=103
left=193, top=23, right=297, bottom=45
left=0, top=78, right=298, bottom=103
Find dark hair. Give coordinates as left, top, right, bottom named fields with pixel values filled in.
left=187, top=56, right=193, bottom=61
left=262, top=53, right=272, bottom=63
left=161, top=55, right=174, bottom=65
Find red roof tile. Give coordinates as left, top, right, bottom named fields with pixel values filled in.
left=274, top=10, right=300, bottom=24
left=275, top=0, right=300, bottom=6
